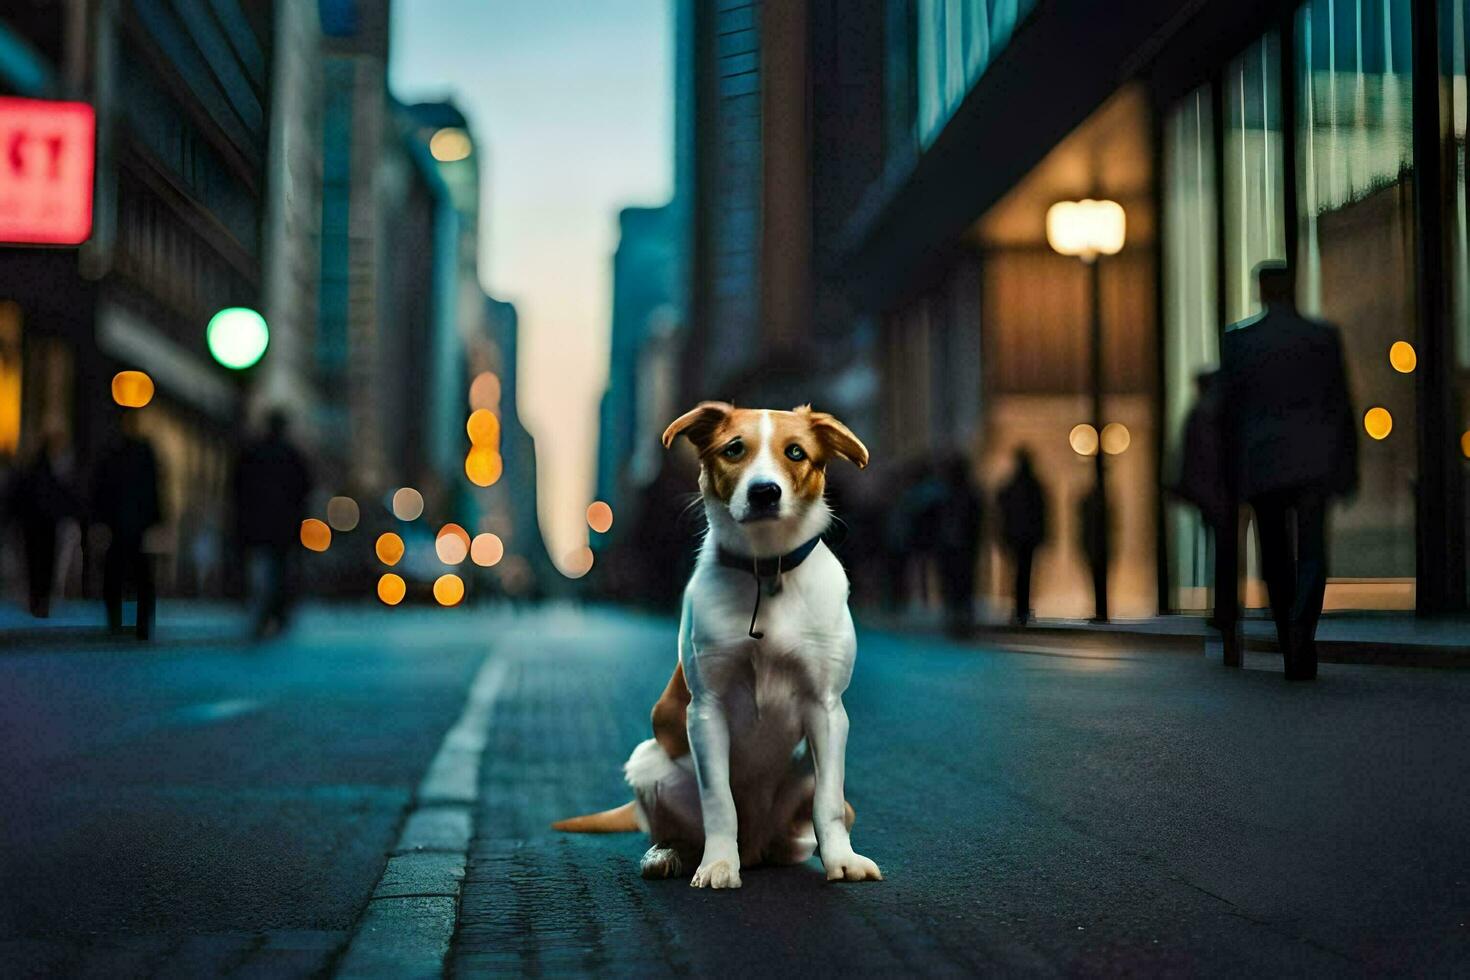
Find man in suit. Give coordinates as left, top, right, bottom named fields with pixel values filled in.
left=92, top=408, right=162, bottom=640
left=1220, top=262, right=1358, bottom=679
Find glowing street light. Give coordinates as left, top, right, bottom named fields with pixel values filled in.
left=1048, top=198, right=1126, bottom=622
left=207, top=307, right=269, bottom=370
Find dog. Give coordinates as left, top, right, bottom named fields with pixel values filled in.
left=554, top=402, right=881, bottom=889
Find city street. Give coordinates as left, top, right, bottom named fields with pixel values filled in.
left=5, top=604, right=1466, bottom=977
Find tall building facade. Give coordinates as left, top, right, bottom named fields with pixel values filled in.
left=841, top=0, right=1468, bottom=618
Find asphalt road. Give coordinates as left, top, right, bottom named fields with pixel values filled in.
left=0, top=606, right=488, bottom=977
left=3, top=603, right=1468, bottom=977
left=456, top=607, right=1470, bottom=977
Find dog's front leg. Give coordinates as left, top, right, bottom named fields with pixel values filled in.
left=687, top=693, right=742, bottom=888
left=804, top=697, right=882, bottom=882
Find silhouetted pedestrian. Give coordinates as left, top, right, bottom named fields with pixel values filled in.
left=1221, top=262, right=1358, bottom=679
left=14, top=433, right=80, bottom=617
left=1173, top=370, right=1234, bottom=633
left=1078, top=482, right=1113, bottom=624
left=234, top=410, right=311, bottom=638
left=934, top=453, right=982, bottom=635
left=92, top=409, right=161, bottom=639
left=998, top=448, right=1046, bottom=625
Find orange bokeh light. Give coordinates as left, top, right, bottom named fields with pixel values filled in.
left=465, top=448, right=503, bottom=487
left=469, top=371, right=501, bottom=411
left=471, top=532, right=504, bottom=567
left=300, top=518, right=331, bottom=552
left=111, top=370, right=154, bottom=408
left=561, top=546, right=594, bottom=578
left=376, top=532, right=405, bottom=566
left=377, top=573, right=406, bottom=605
left=466, top=409, right=500, bottom=448
left=586, top=501, right=613, bottom=534
left=433, top=573, right=465, bottom=606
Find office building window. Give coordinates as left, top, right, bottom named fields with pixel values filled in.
left=1223, top=33, right=1286, bottom=325
left=1296, top=0, right=1417, bottom=579
left=915, top=0, right=1037, bottom=146
left=1163, top=86, right=1219, bottom=605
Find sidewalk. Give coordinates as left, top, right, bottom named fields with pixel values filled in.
left=862, top=607, right=1470, bottom=666
left=0, top=599, right=253, bottom=647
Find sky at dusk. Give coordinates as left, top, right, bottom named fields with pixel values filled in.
left=390, top=0, right=673, bottom=571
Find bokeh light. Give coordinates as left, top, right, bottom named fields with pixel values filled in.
left=436, top=523, right=471, bottom=564
left=326, top=495, right=360, bottom=531
left=561, top=546, right=594, bottom=578
left=111, top=370, right=154, bottom=408
left=471, top=532, right=504, bottom=567
left=429, top=127, right=472, bottom=162
left=206, top=307, right=270, bottom=370
left=1388, top=340, right=1416, bottom=374
left=586, top=501, right=613, bottom=533
left=376, top=532, right=405, bottom=566
left=392, top=487, right=424, bottom=521
left=1364, top=407, right=1393, bottom=440
left=465, top=447, right=503, bottom=487
left=1461, top=430, right=1470, bottom=459
left=469, top=371, right=501, bottom=411
left=377, top=573, right=406, bottom=606
left=466, top=408, right=500, bottom=447
left=300, top=518, right=331, bottom=552
left=433, top=573, right=465, bottom=606
left=1068, top=423, right=1099, bottom=457
left=1100, top=422, right=1131, bottom=456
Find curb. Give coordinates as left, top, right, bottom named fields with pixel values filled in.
left=333, top=656, right=509, bottom=979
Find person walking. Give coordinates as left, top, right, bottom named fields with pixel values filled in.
left=234, top=410, right=311, bottom=638
left=14, top=433, right=80, bottom=617
left=92, top=409, right=162, bottom=640
left=1220, top=262, right=1358, bottom=679
left=934, top=453, right=983, bottom=635
left=998, top=448, right=1046, bottom=625
left=1173, top=370, right=1236, bottom=637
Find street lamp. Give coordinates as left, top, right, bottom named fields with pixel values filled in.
left=1047, top=198, right=1125, bottom=622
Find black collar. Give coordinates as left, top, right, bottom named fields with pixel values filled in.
left=716, top=535, right=822, bottom=579
left=715, top=535, right=823, bottom=640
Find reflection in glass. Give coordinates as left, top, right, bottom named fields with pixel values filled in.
left=1443, top=0, right=1470, bottom=600
left=1163, top=85, right=1219, bottom=608
left=1224, top=33, right=1285, bottom=325
left=915, top=0, right=1038, bottom=145
left=1296, top=0, right=1416, bottom=579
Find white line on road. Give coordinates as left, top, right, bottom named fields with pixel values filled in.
left=334, top=655, right=510, bottom=980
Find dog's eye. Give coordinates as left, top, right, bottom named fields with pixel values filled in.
left=721, top=440, right=744, bottom=460
left=785, top=444, right=806, bottom=461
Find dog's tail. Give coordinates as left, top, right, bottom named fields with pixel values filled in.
left=551, top=800, right=640, bottom=833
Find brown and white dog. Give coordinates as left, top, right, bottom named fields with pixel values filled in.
left=555, top=402, right=881, bottom=889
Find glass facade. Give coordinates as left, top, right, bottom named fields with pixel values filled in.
left=915, top=0, right=1037, bottom=146
left=1163, top=86, right=1219, bottom=607
left=1296, top=0, right=1417, bottom=579
left=1163, top=0, right=1456, bottom=609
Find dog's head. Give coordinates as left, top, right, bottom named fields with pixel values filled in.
left=662, top=402, right=868, bottom=554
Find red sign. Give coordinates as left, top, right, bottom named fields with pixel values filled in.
left=0, top=96, right=96, bottom=246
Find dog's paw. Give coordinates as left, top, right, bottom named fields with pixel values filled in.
left=690, top=859, right=742, bottom=889
left=824, top=851, right=882, bottom=882
left=640, top=845, right=684, bottom=880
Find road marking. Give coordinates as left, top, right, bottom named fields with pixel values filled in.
left=334, top=655, right=508, bottom=980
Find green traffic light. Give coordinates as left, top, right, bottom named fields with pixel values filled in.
left=207, top=307, right=269, bottom=370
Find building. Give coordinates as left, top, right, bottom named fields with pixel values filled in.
left=0, top=0, right=279, bottom=596
left=836, top=0, right=1469, bottom=618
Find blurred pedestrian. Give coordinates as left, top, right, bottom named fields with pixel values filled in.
left=998, top=448, right=1046, bottom=625
left=1078, top=482, right=1112, bottom=623
left=1172, top=370, right=1234, bottom=633
left=1220, top=262, right=1358, bottom=680
left=14, top=433, right=81, bottom=617
left=92, top=409, right=161, bottom=640
left=234, top=409, right=311, bottom=638
left=934, top=453, right=983, bottom=635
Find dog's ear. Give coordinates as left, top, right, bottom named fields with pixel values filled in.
left=797, top=405, right=869, bottom=469
left=662, top=401, right=732, bottom=451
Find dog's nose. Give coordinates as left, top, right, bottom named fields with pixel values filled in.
left=747, top=481, right=781, bottom=510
